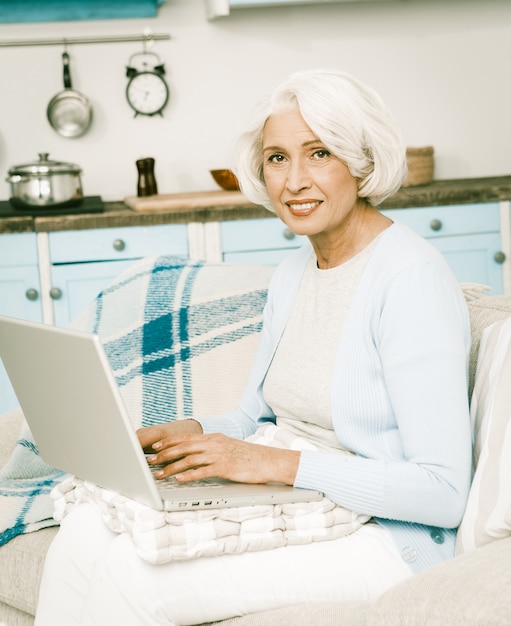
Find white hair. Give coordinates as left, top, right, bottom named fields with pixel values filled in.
left=234, top=68, right=407, bottom=212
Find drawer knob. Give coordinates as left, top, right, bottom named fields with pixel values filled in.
left=49, top=287, right=63, bottom=300
left=494, top=251, right=506, bottom=264
left=113, top=238, right=126, bottom=252
left=283, top=228, right=295, bottom=241
left=25, top=288, right=39, bottom=301
left=430, top=219, right=443, bottom=231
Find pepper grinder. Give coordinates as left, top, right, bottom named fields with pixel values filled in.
left=136, top=157, right=158, bottom=196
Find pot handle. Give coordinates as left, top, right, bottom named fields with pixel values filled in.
left=62, top=52, right=72, bottom=89
left=6, top=175, right=28, bottom=183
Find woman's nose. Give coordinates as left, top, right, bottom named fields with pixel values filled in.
left=286, top=160, right=311, bottom=193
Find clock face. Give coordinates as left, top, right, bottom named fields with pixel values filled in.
left=126, top=71, right=169, bottom=116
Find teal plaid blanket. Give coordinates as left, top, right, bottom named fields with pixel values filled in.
left=0, top=256, right=273, bottom=546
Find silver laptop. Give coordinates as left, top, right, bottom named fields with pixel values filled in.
left=0, top=315, right=323, bottom=511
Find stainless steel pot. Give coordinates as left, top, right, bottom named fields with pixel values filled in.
left=6, top=153, right=83, bottom=209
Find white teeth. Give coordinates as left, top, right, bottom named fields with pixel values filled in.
left=288, top=202, right=319, bottom=211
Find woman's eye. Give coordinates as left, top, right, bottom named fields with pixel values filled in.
left=267, top=153, right=285, bottom=164
left=312, top=149, right=330, bottom=160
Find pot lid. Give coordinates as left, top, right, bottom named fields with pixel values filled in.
left=8, top=152, right=81, bottom=175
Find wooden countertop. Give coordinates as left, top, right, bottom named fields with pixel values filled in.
left=2, top=175, right=511, bottom=235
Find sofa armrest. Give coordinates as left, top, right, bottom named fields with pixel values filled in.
left=368, top=536, right=511, bottom=625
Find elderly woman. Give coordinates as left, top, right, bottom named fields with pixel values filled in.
left=35, top=69, right=471, bottom=625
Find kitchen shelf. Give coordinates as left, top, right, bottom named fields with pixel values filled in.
left=0, top=0, right=167, bottom=24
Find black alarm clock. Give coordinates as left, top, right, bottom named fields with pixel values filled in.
left=126, top=52, right=170, bottom=117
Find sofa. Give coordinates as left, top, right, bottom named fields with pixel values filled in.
left=1, top=256, right=511, bottom=626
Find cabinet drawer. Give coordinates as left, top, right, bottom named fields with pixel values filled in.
left=221, top=218, right=306, bottom=253
left=51, top=259, right=137, bottom=327
left=49, top=224, right=188, bottom=264
left=0, top=232, right=38, bottom=267
left=382, top=203, right=500, bottom=238
left=431, top=232, right=503, bottom=290
left=0, top=266, right=42, bottom=320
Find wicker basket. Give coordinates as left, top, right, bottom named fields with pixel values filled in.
left=403, top=146, right=434, bottom=187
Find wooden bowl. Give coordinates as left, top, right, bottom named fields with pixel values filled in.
left=210, top=169, right=240, bottom=191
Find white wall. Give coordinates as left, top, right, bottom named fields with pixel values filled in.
left=0, top=0, right=510, bottom=202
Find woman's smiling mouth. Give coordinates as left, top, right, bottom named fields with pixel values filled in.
left=286, top=201, right=322, bottom=216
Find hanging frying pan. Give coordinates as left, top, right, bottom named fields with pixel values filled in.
left=47, top=52, right=93, bottom=138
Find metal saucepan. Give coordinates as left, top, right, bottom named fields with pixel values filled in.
left=47, top=52, right=93, bottom=138
left=6, top=153, right=83, bottom=209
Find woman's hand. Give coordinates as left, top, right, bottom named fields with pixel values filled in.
left=137, top=419, right=203, bottom=453
left=136, top=422, right=300, bottom=486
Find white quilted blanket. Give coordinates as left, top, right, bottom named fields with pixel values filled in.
left=52, top=424, right=370, bottom=564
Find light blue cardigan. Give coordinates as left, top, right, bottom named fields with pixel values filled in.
left=198, top=222, right=472, bottom=573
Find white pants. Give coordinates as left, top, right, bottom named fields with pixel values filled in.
left=35, top=503, right=411, bottom=626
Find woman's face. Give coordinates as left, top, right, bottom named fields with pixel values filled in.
left=262, top=108, right=363, bottom=246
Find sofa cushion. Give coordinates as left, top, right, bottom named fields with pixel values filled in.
left=0, top=526, right=57, bottom=615
left=466, top=294, right=511, bottom=397
left=368, top=536, right=511, bottom=625
left=456, top=314, right=511, bottom=554
left=0, top=602, right=34, bottom=626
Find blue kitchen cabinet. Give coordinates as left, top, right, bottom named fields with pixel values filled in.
left=221, top=217, right=306, bottom=264
left=220, top=202, right=505, bottom=294
left=0, top=233, right=43, bottom=321
left=50, top=259, right=141, bottom=327
left=48, top=223, right=188, bottom=328
left=0, top=233, right=43, bottom=413
left=381, top=202, right=504, bottom=294
left=432, top=233, right=503, bottom=288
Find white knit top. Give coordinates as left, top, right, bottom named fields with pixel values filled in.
left=263, top=240, right=377, bottom=451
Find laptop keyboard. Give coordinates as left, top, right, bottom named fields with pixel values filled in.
left=149, top=466, right=225, bottom=489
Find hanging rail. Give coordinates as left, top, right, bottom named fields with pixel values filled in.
left=0, top=32, right=170, bottom=48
